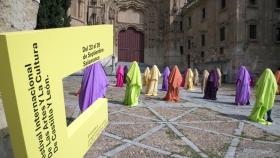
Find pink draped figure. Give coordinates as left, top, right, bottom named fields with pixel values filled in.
left=116, top=64, right=124, bottom=87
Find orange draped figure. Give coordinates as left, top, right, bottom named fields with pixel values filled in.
left=276, top=68, right=280, bottom=95
left=164, top=65, right=182, bottom=102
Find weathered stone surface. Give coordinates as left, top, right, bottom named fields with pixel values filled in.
left=236, top=140, right=280, bottom=158
left=242, top=123, right=280, bottom=142
left=112, top=145, right=169, bottom=158
left=179, top=122, right=239, bottom=135
left=152, top=107, right=187, bottom=121
left=106, top=123, right=159, bottom=140
left=177, top=126, right=232, bottom=158
left=84, top=136, right=123, bottom=158
left=140, top=127, right=196, bottom=157
left=0, top=128, right=13, bottom=158
left=0, top=0, right=39, bottom=32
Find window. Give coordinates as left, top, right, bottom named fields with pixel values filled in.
left=201, top=34, right=206, bottom=46
left=277, top=0, right=280, bottom=8
left=188, top=40, right=191, bottom=49
left=220, top=27, right=225, bottom=41
left=78, top=0, right=82, bottom=18
left=202, top=8, right=206, bottom=19
left=180, top=21, right=183, bottom=32
left=180, top=46, right=184, bottom=55
left=276, top=27, right=280, bottom=41
left=249, top=24, right=257, bottom=39
left=220, top=47, right=224, bottom=55
left=221, top=0, right=226, bottom=9
left=189, top=17, right=192, bottom=27
left=201, top=51, right=205, bottom=62
left=187, top=54, right=191, bottom=67
left=249, top=0, right=257, bottom=5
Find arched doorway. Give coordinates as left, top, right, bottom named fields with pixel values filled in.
left=118, top=27, right=144, bottom=62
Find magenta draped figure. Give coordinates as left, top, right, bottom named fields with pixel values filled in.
left=116, top=65, right=124, bottom=87
left=79, top=62, right=109, bottom=112
left=124, top=65, right=128, bottom=83
left=235, top=66, right=251, bottom=105
left=162, top=66, right=170, bottom=91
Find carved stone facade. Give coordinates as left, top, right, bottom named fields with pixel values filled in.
left=69, top=0, right=280, bottom=82
left=70, top=0, right=165, bottom=67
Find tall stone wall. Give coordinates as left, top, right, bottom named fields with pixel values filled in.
left=0, top=0, right=39, bottom=32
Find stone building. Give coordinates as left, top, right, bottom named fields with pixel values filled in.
left=69, top=0, right=187, bottom=67
left=69, top=0, right=280, bottom=82
left=182, top=0, right=280, bottom=82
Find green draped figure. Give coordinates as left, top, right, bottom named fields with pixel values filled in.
left=249, top=69, right=278, bottom=125
left=124, top=61, right=142, bottom=107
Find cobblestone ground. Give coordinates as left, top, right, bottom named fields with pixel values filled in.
left=1, top=75, right=280, bottom=158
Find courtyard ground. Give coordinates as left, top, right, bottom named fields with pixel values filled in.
left=1, top=75, right=280, bottom=158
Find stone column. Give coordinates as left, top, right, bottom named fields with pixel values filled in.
left=0, top=0, right=39, bottom=157
left=0, top=0, right=40, bottom=32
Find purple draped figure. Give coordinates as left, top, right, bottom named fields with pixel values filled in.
left=116, top=65, right=124, bottom=87
left=162, top=66, right=170, bottom=91
left=124, top=65, right=128, bottom=83
left=235, top=66, right=251, bottom=105
left=203, top=70, right=219, bottom=100
left=79, top=62, right=109, bottom=112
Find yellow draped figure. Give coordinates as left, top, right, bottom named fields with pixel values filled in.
left=143, top=67, right=150, bottom=93
left=193, top=68, right=199, bottom=86
left=201, top=70, right=209, bottom=93
left=184, top=68, right=194, bottom=90
left=146, top=65, right=161, bottom=96
left=217, top=68, right=222, bottom=87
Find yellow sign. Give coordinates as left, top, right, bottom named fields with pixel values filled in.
left=0, top=25, right=113, bottom=158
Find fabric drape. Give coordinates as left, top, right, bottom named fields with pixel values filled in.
left=79, top=62, right=109, bottom=112
left=146, top=65, right=161, bottom=96
left=249, top=69, right=277, bottom=125
left=162, top=66, right=170, bottom=91
left=124, top=61, right=142, bottom=107
left=116, top=65, right=124, bottom=87
left=164, top=65, right=182, bottom=102
left=235, top=66, right=251, bottom=105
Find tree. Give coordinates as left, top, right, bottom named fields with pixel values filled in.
left=36, top=0, right=71, bottom=29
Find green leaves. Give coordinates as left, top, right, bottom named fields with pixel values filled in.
left=36, top=0, right=71, bottom=29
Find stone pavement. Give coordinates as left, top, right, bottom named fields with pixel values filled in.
left=63, top=76, right=280, bottom=158
left=1, top=75, right=280, bottom=158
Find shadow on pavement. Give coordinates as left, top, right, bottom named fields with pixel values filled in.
left=219, top=94, right=236, bottom=97
left=187, top=91, right=203, bottom=94
left=214, top=100, right=237, bottom=106
left=108, top=100, right=124, bottom=105
left=191, top=96, right=204, bottom=99
left=0, top=128, right=14, bottom=158
left=221, top=113, right=249, bottom=121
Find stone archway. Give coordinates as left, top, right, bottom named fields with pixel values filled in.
left=118, top=27, right=144, bottom=62
left=104, top=0, right=159, bottom=65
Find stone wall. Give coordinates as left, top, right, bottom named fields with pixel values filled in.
left=182, top=0, right=280, bottom=82
left=0, top=0, right=39, bottom=32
